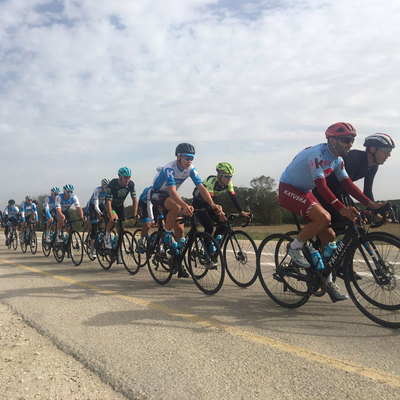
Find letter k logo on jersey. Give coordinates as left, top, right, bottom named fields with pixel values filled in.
left=314, top=158, right=324, bottom=169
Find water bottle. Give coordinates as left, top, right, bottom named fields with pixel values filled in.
left=323, top=241, right=337, bottom=261
left=177, top=238, right=186, bottom=249
left=308, top=244, right=324, bottom=271
left=215, top=234, right=223, bottom=245
left=171, top=241, right=179, bottom=255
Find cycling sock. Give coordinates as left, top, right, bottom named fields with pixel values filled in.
left=326, top=273, right=333, bottom=284
left=105, top=231, right=110, bottom=239
left=290, top=237, right=305, bottom=250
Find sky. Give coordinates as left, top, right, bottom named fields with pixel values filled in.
left=1, top=0, right=399, bottom=208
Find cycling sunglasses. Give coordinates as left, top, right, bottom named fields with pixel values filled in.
left=220, top=174, right=233, bottom=179
left=182, top=154, right=194, bottom=161
left=338, top=136, right=355, bottom=144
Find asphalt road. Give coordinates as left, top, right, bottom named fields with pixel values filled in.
left=1, top=237, right=400, bottom=400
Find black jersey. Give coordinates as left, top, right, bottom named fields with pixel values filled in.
left=106, top=178, right=136, bottom=208
left=323, top=150, right=378, bottom=201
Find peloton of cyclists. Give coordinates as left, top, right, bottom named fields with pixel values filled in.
left=279, top=122, right=386, bottom=302
left=42, top=187, right=60, bottom=242
left=55, top=184, right=85, bottom=242
left=149, top=143, right=224, bottom=277
left=104, top=167, right=138, bottom=250
left=20, top=195, right=39, bottom=243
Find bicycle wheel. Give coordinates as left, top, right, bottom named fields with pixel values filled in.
left=223, top=230, right=258, bottom=288
left=133, top=228, right=148, bottom=268
left=30, top=230, right=37, bottom=254
left=53, top=242, right=65, bottom=263
left=188, top=232, right=225, bottom=295
left=83, top=231, right=96, bottom=261
left=147, top=231, right=173, bottom=285
left=121, top=231, right=140, bottom=275
left=6, top=231, right=12, bottom=249
left=257, top=234, right=310, bottom=308
left=344, top=232, right=400, bottom=328
left=69, top=231, right=83, bottom=266
left=42, top=231, right=51, bottom=257
left=96, top=230, right=115, bottom=270
left=12, top=230, right=18, bottom=250
left=20, top=232, right=27, bottom=253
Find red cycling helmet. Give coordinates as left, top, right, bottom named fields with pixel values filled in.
left=325, top=122, right=357, bottom=139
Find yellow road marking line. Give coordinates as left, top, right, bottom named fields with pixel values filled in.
left=1, top=257, right=400, bottom=389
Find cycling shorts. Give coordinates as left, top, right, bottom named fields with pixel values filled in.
left=278, top=182, right=319, bottom=221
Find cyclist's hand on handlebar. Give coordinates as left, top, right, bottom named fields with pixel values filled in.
left=367, top=200, right=387, bottom=210
left=182, top=204, right=194, bottom=216
left=240, top=211, right=252, bottom=221
left=339, top=205, right=359, bottom=222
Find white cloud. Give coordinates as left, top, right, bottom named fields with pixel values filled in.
left=0, top=0, right=399, bottom=207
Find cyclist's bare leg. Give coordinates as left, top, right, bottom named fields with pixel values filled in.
left=298, top=204, right=333, bottom=245
left=164, top=198, right=181, bottom=232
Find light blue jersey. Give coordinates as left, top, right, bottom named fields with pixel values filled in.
left=21, top=201, right=38, bottom=222
left=280, top=143, right=348, bottom=192
left=43, top=195, right=56, bottom=219
left=55, top=193, right=80, bottom=212
left=152, top=160, right=202, bottom=192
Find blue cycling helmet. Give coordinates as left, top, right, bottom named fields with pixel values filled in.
left=118, top=167, right=131, bottom=177
left=63, top=184, right=74, bottom=193
left=51, top=186, right=60, bottom=194
left=8, top=199, right=15, bottom=205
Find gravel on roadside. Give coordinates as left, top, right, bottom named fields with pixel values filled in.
left=0, top=301, right=128, bottom=400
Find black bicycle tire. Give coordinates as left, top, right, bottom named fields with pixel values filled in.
left=121, top=231, right=140, bottom=275
left=257, top=233, right=310, bottom=308
left=83, top=230, right=96, bottom=261
left=12, top=230, right=18, bottom=250
left=6, top=230, right=12, bottom=249
left=42, top=231, right=51, bottom=257
left=223, top=230, right=258, bottom=288
left=69, top=230, right=83, bottom=266
left=20, top=232, right=27, bottom=253
left=30, top=230, right=37, bottom=254
left=53, top=243, right=65, bottom=263
left=344, top=232, right=400, bottom=328
left=188, top=232, right=225, bottom=295
left=147, top=231, right=173, bottom=285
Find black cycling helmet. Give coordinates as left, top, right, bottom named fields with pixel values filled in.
left=175, top=143, right=195, bottom=156
left=363, top=133, right=395, bottom=149
left=8, top=199, right=15, bottom=206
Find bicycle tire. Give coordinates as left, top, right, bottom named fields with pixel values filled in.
left=30, top=230, right=37, bottom=254
left=223, top=230, right=258, bottom=288
left=20, top=232, right=27, bottom=253
left=96, top=230, right=113, bottom=270
left=133, top=228, right=148, bottom=267
left=53, top=242, right=65, bottom=263
left=83, top=231, right=96, bottom=261
left=147, top=231, right=173, bottom=285
left=69, top=231, right=83, bottom=266
left=6, top=231, right=12, bottom=249
left=121, top=231, right=140, bottom=275
left=257, top=234, right=310, bottom=308
left=344, top=232, right=400, bottom=329
left=188, top=232, right=225, bottom=295
left=12, top=230, right=18, bottom=250
left=42, top=231, right=51, bottom=257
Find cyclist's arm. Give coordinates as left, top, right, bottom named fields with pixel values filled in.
left=131, top=197, right=138, bottom=217
left=76, top=206, right=84, bottom=220
left=196, top=183, right=223, bottom=213
left=363, top=168, right=377, bottom=201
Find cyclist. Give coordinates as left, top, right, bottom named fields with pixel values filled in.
left=192, top=162, right=251, bottom=242
left=42, top=187, right=60, bottom=242
left=86, top=178, right=110, bottom=257
left=150, top=143, right=223, bottom=277
left=55, top=184, right=85, bottom=242
left=20, top=195, right=39, bottom=243
left=3, top=199, right=20, bottom=246
left=279, top=122, right=386, bottom=302
left=104, top=167, right=138, bottom=250
left=313, top=132, right=395, bottom=224
left=137, top=185, right=158, bottom=254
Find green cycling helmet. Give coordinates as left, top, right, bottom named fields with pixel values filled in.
left=216, top=162, right=234, bottom=175
left=118, top=167, right=131, bottom=177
